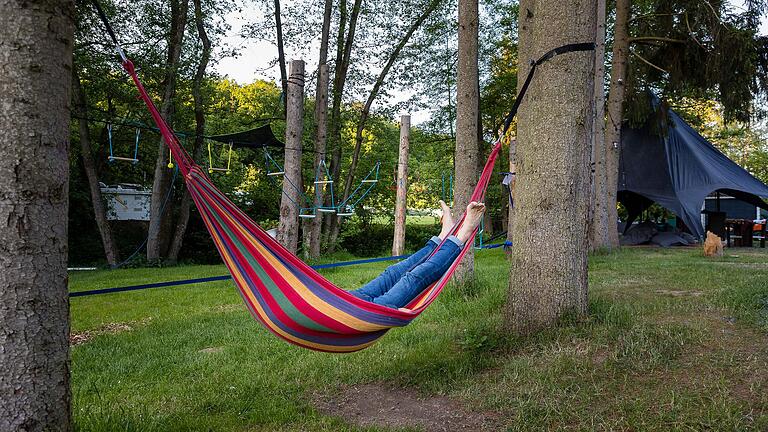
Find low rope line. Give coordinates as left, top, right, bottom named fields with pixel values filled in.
left=70, top=254, right=412, bottom=298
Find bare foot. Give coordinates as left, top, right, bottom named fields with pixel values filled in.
left=438, top=200, right=455, bottom=239
left=456, top=202, right=486, bottom=244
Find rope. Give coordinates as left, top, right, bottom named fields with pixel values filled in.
left=71, top=254, right=413, bottom=297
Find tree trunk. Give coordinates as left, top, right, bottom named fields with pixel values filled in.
left=393, top=115, right=411, bottom=256
left=305, top=0, right=334, bottom=259
left=325, top=0, right=363, bottom=251
left=306, top=64, right=330, bottom=259
left=0, top=0, right=74, bottom=428
left=146, top=0, right=189, bottom=263
left=72, top=69, right=121, bottom=267
left=274, top=0, right=288, bottom=114
left=454, top=0, right=480, bottom=280
left=589, top=0, right=609, bottom=251
left=604, top=0, right=630, bottom=250
left=508, top=0, right=535, bottom=244
left=504, top=0, right=596, bottom=335
left=167, top=0, right=211, bottom=264
left=277, top=60, right=305, bottom=253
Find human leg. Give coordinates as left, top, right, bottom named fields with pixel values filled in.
left=371, top=201, right=487, bottom=308
left=350, top=201, right=455, bottom=301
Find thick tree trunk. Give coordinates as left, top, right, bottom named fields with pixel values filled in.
left=146, top=0, right=189, bottom=263
left=0, top=0, right=74, bottom=429
left=454, top=0, right=480, bottom=280
left=277, top=60, right=305, bottom=253
left=167, top=0, right=211, bottom=264
left=589, top=0, right=609, bottom=251
left=393, top=115, right=411, bottom=256
left=604, top=0, right=630, bottom=250
left=306, top=63, right=330, bottom=259
left=274, top=0, right=288, bottom=114
left=504, top=0, right=596, bottom=335
left=72, top=69, right=121, bottom=267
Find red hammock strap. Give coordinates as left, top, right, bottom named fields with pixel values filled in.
left=121, top=60, right=195, bottom=176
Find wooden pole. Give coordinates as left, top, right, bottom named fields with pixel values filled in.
left=277, top=60, right=305, bottom=253
left=393, top=115, right=411, bottom=256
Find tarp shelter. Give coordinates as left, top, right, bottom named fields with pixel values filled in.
left=208, top=124, right=284, bottom=149
left=618, top=97, right=768, bottom=238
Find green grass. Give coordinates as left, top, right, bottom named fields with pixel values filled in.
left=69, top=247, right=768, bottom=431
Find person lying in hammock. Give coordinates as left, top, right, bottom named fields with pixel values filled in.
left=350, top=200, right=486, bottom=309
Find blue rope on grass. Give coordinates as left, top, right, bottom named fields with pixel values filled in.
left=70, top=254, right=412, bottom=298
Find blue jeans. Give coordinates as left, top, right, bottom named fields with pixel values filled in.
left=350, top=236, right=464, bottom=308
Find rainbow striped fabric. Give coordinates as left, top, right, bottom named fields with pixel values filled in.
left=123, top=59, right=502, bottom=353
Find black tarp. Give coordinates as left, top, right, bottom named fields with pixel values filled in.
left=618, top=97, right=768, bottom=238
left=208, top=124, right=284, bottom=149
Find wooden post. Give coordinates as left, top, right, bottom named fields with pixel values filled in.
left=393, top=115, right=411, bottom=256
left=277, top=60, right=304, bottom=253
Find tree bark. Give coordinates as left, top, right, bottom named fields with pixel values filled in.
left=277, top=60, right=305, bottom=253
left=505, top=0, right=596, bottom=335
left=589, top=0, right=609, bottom=251
left=167, top=0, right=211, bottom=264
left=0, top=0, right=74, bottom=428
left=274, top=0, right=288, bottom=114
left=454, top=0, right=480, bottom=280
left=508, top=0, right=535, bottom=244
left=604, top=0, right=630, bottom=250
left=305, top=0, right=334, bottom=259
left=72, top=69, right=121, bottom=267
left=393, top=115, right=411, bottom=256
left=146, top=0, right=190, bottom=263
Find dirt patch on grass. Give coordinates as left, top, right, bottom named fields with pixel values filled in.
left=313, top=383, right=505, bottom=431
left=70, top=318, right=152, bottom=346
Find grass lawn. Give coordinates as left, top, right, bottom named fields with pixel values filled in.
left=69, top=247, right=768, bottom=431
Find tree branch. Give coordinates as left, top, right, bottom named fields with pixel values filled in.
left=631, top=50, right=668, bottom=74
left=628, top=36, right=686, bottom=44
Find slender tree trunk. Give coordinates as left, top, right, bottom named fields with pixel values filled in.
left=454, top=0, right=480, bottom=280
left=0, top=0, right=74, bottom=428
left=325, top=0, right=363, bottom=251
left=604, top=0, right=630, bottom=250
left=146, top=0, right=190, bottom=263
left=393, top=115, right=411, bottom=256
left=274, top=0, right=288, bottom=114
left=72, top=69, right=121, bottom=267
left=306, top=0, right=334, bottom=259
left=277, top=60, right=305, bottom=253
left=589, top=0, right=609, bottom=251
left=167, top=0, right=211, bottom=264
left=504, top=0, right=596, bottom=335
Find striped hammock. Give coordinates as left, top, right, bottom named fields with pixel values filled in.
left=122, top=59, right=502, bottom=353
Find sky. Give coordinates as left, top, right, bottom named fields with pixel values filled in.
left=212, top=1, right=768, bottom=125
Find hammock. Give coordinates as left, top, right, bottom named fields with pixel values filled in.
left=92, top=0, right=593, bottom=350
left=120, top=61, right=497, bottom=353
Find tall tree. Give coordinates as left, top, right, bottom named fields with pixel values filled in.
left=454, top=0, right=480, bottom=280
left=306, top=0, right=333, bottom=259
left=146, top=0, right=190, bottom=263
left=505, top=0, right=596, bottom=334
left=167, top=0, right=212, bottom=264
left=589, top=0, right=609, bottom=250
left=323, top=0, right=363, bottom=248
left=0, top=0, right=74, bottom=428
left=72, top=69, right=121, bottom=267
